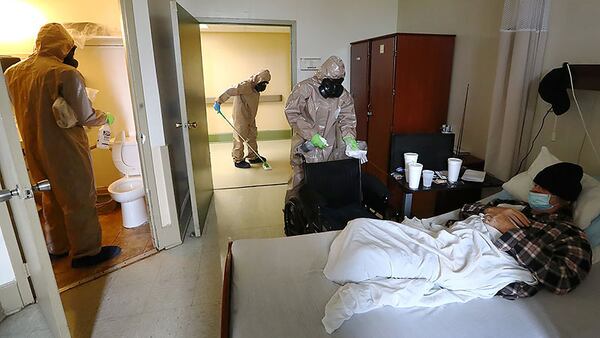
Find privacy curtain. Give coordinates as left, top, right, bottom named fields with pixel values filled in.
left=485, top=0, right=551, bottom=181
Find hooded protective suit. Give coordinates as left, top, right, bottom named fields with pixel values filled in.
left=284, top=56, right=357, bottom=198
left=5, top=23, right=107, bottom=258
left=216, top=69, right=271, bottom=162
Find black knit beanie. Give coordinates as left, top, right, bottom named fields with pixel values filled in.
left=533, top=162, right=583, bottom=201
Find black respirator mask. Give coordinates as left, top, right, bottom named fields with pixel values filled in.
left=63, top=46, right=79, bottom=68
left=255, top=81, right=268, bottom=92
left=319, top=78, right=344, bottom=98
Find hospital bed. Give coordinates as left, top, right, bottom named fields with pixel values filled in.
left=221, top=192, right=600, bottom=338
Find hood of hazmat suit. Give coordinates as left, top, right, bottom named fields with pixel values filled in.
left=284, top=56, right=356, bottom=198
left=216, top=69, right=271, bottom=162
left=4, top=23, right=106, bottom=258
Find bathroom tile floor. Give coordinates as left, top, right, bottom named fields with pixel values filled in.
left=51, top=208, right=156, bottom=291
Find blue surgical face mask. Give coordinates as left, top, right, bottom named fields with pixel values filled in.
left=528, top=191, right=554, bottom=211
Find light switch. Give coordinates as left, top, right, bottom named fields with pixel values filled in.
left=379, top=44, right=385, bottom=54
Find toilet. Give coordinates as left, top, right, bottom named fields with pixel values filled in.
left=108, top=131, right=148, bottom=228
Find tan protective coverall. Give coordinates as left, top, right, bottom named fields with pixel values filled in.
left=5, top=23, right=107, bottom=258
left=216, top=69, right=271, bottom=162
left=284, top=56, right=357, bottom=198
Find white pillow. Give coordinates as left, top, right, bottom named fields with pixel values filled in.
left=502, top=146, right=600, bottom=229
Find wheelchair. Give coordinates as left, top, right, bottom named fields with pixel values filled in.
left=284, top=158, right=393, bottom=236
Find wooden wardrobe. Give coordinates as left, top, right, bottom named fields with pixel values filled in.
left=350, top=33, right=455, bottom=185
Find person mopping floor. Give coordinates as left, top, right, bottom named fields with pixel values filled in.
left=213, top=69, right=271, bottom=169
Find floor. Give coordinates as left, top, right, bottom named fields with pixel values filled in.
left=50, top=184, right=285, bottom=338
left=51, top=208, right=156, bottom=291
left=209, top=139, right=291, bottom=189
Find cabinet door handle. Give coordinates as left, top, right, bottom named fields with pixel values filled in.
left=367, top=111, right=373, bottom=116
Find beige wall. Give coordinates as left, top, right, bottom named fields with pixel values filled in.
left=0, top=0, right=122, bottom=56
left=0, top=0, right=129, bottom=187
left=397, top=0, right=504, bottom=158
left=201, top=31, right=291, bottom=135
left=529, top=0, right=600, bottom=176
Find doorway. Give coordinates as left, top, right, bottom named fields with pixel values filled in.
left=200, top=23, right=294, bottom=189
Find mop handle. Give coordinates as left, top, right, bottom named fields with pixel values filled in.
left=217, top=110, right=264, bottom=163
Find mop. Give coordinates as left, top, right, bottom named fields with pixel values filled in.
left=216, top=108, right=272, bottom=170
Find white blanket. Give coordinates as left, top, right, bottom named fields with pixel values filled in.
left=322, top=216, right=537, bottom=333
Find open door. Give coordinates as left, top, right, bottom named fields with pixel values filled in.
left=0, top=74, right=69, bottom=336
left=170, top=1, right=214, bottom=237
left=121, top=0, right=212, bottom=244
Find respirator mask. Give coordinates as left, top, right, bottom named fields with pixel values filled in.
left=255, top=81, right=268, bottom=92
left=63, top=46, right=79, bottom=68
left=319, top=78, right=344, bottom=98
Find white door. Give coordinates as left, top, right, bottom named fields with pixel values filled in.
left=0, top=74, right=69, bottom=336
left=169, top=0, right=214, bottom=237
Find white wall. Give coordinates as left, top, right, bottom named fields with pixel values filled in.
left=529, top=0, right=600, bottom=176
left=0, top=230, right=15, bottom=286
left=397, top=0, right=504, bottom=159
left=178, top=0, right=399, bottom=86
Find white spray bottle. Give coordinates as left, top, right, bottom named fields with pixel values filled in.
left=96, top=113, right=115, bottom=149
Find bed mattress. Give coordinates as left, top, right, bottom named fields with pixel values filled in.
left=231, top=230, right=600, bottom=338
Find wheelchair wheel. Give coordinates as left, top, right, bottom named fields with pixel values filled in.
left=284, top=198, right=307, bottom=236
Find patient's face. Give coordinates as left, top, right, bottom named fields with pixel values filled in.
left=530, top=184, right=561, bottom=213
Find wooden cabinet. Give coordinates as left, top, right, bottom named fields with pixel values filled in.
left=350, top=33, right=455, bottom=185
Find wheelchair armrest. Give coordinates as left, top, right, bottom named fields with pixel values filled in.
left=361, top=173, right=391, bottom=216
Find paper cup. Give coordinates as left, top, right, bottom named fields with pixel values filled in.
left=447, top=158, right=463, bottom=183
left=408, top=163, right=423, bottom=190
left=404, top=153, right=418, bottom=182
left=422, top=170, right=434, bottom=188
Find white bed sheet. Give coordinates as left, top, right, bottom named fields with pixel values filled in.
left=231, top=233, right=600, bottom=338
left=230, top=193, right=600, bottom=338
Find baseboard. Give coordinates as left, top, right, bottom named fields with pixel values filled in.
left=0, top=281, right=23, bottom=315
left=209, top=129, right=291, bottom=143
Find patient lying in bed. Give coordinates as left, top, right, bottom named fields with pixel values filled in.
left=322, top=163, right=592, bottom=333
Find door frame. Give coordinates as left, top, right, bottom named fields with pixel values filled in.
left=120, top=0, right=183, bottom=249
left=194, top=18, right=298, bottom=88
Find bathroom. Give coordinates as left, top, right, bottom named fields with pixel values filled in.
left=0, top=18, right=154, bottom=291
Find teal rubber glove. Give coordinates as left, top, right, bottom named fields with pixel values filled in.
left=213, top=102, right=221, bottom=113
left=310, top=134, right=327, bottom=149
left=343, top=135, right=359, bottom=151
left=105, top=112, right=115, bottom=126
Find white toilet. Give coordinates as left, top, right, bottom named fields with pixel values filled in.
left=108, top=132, right=148, bottom=228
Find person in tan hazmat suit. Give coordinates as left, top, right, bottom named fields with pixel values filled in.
left=213, top=69, right=271, bottom=168
left=284, top=56, right=359, bottom=200
left=4, top=23, right=121, bottom=268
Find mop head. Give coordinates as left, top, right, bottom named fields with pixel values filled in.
left=262, top=161, right=272, bottom=170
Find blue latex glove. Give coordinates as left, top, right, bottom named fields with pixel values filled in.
left=343, top=135, right=359, bottom=151
left=213, top=102, right=221, bottom=113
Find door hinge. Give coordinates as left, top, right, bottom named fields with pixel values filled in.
left=392, top=89, right=396, bottom=96
left=23, top=263, right=31, bottom=277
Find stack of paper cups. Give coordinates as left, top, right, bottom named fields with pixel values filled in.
left=447, top=158, right=463, bottom=183
left=404, top=153, right=418, bottom=182
left=408, top=163, right=423, bottom=190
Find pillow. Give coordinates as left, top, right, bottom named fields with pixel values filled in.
left=502, top=146, right=600, bottom=229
